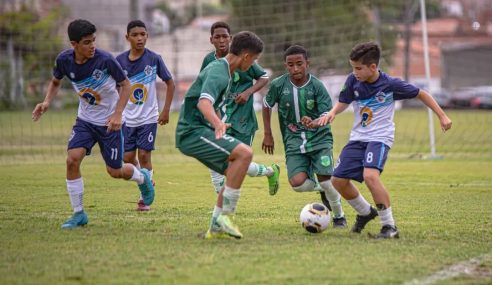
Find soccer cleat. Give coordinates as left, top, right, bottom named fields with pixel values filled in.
left=370, top=225, right=400, bottom=239
left=332, top=216, right=347, bottom=228
left=351, top=206, right=378, bottom=233
left=216, top=214, right=243, bottom=239
left=136, top=198, right=151, bottom=211
left=61, top=210, right=88, bottom=229
left=267, top=163, right=280, bottom=196
left=204, top=228, right=233, bottom=240
left=138, top=168, right=155, bottom=206
left=319, top=191, right=333, bottom=212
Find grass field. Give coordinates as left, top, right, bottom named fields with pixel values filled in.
left=1, top=109, right=491, bottom=284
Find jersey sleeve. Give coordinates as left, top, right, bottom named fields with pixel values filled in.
left=391, top=77, right=419, bottom=100
left=199, top=68, right=229, bottom=104
left=263, top=79, right=280, bottom=108
left=106, top=55, right=127, bottom=83
left=52, top=56, right=64, bottom=80
left=156, top=55, right=172, bottom=81
left=338, top=75, right=355, bottom=104
left=249, top=62, right=268, bottom=80
left=315, top=81, right=332, bottom=116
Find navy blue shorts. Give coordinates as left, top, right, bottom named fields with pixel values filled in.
left=333, top=141, right=390, bottom=183
left=67, top=118, right=124, bottom=169
left=123, top=123, right=157, bottom=152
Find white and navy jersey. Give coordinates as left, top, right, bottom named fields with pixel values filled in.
left=116, top=49, right=172, bottom=127
left=53, top=48, right=126, bottom=126
left=339, top=71, right=419, bottom=147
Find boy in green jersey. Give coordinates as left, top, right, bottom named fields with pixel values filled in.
left=176, top=31, right=264, bottom=239
left=200, top=22, right=280, bottom=196
left=262, top=45, right=347, bottom=227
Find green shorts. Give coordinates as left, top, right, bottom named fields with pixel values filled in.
left=226, top=128, right=254, bottom=146
left=285, top=148, right=334, bottom=179
left=177, top=127, right=242, bottom=174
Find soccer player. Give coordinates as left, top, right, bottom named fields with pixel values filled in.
left=309, top=42, right=452, bottom=238
left=200, top=21, right=280, bottom=196
left=116, top=20, right=175, bottom=211
left=262, top=45, right=347, bottom=228
left=176, top=31, right=264, bottom=239
left=31, top=19, right=155, bottom=229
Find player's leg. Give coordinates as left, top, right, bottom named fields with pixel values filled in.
left=332, top=141, right=378, bottom=233
left=310, top=148, right=346, bottom=227
left=62, top=119, right=95, bottom=229
left=286, top=154, right=316, bottom=192
left=362, top=142, right=398, bottom=239
left=134, top=123, right=157, bottom=210
left=123, top=125, right=149, bottom=210
left=98, top=125, right=154, bottom=206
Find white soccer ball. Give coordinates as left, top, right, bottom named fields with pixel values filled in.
left=300, top=203, right=331, bottom=233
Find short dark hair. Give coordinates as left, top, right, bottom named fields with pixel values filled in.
left=68, top=19, right=96, bottom=42
left=284, top=45, right=308, bottom=60
left=127, top=20, right=147, bottom=34
left=210, top=21, right=230, bottom=36
left=229, top=31, right=263, bottom=56
left=350, top=42, right=381, bottom=66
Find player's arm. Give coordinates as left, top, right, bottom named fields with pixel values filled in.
left=107, top=78, right=131, bottom=131
left=158, top=78, right=176, bottom=125
left=197, top=98, right=229, bottom=139
left=307, top=102, right=349, bottom=128
left=417, top=89, right=452, bottom=132
left=32, top=77, right=61, bottom=121
left=235, top=77, right=269, bottom=105
left=262, top=105, right=275, bottom=155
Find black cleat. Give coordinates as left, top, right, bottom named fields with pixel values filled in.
left=351, top=207, right=378, bottom=233
left=319, top=191, right=333, bottom=212
left=370, top=225, right=400, bottom=239
left=332, top=216, right=347, bottom=228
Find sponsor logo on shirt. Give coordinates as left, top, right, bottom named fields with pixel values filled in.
left=78, top=88, right=101, bottom=105
left=359, top=106, right=373, bottom=127
left=306, top=99, right=314, bottom=110
left=144, top=65, right=153, bottom=76
left=130, top=83, right=148, bottom=105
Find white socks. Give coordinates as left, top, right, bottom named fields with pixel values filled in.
left=347, top=194, right=372, bottom=216
left=66, top=177, right=84, bottom=213
left=292, top=179, right=316, bottom=192
left=247, top=162, right=273, bottom=177
left=378, top=207, right=395, bottom=227
left=129, top=165, right=145, bottom=184
left=319, top=180, right=344, bottom=218
left=209, top=169, right=225, bottom=193
left=222, top=186, right=241, bottom=215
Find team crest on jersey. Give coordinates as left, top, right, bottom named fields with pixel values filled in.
left=144, top=65, right=153, bottom=76
left=320, top=155, right=332, bottom=167
left=233, top=72, right=240, bottom=82
left=92, top=69, right=103, bottom=80
left=78, top=87, right=101, bottom=105
left=375, top=91, right=386, bottom=103
left=130, top=83, right=148, bottom=105
left=359, top=106, right=373, bottom=127
left=354, top=90, right=359, bottom=98
left=124, top=70, right=128, bottom=76
left=70, top=72, right=75, bottom=79
left=282, top=88, right=290, bottom=95
left=306, top=99, right=315, bottom=110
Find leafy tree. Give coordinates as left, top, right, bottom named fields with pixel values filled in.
left=0, top=5, right=68, bottom=109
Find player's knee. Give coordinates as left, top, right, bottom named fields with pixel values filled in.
left=363, top=170, right=380, bottom=185
left=106, top=167, right=123, bottom=178
left=66, top=156, right=81, bottom=169
left=331, top=176, right=346, bottom=190
left=232, top=144, right=252, bottom=163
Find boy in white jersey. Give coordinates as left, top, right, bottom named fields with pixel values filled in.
left=117, top=20, right=175, bottom=211
left=32, top=19, right=155, bottom=229
left=309, top=42, right=452, bottom=238
left=176, top=31, right=264, bottom=239
left=200, top=21, right=280, bottom=196
left=262, top=45, right=347, bottom=228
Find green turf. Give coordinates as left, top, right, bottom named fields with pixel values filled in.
left=0, top=109, right=491, bottom=284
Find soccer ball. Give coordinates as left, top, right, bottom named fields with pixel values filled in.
left=300, top=203, right=331, bottom=233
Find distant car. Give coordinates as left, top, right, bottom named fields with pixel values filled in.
left=451, top=86, right=492, bottom=109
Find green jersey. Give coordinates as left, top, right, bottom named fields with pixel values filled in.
left=200, top=51, right=267, bottom=135
left=176, top=58, right=231, bottom=146
left=264, top=73, right=333, bottom=155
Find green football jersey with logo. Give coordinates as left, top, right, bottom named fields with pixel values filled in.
left=264, top=73, right=333, bottom=155
left=176, top=58, right=231, bottom=146
left=200, top=51, right=267, bottom=135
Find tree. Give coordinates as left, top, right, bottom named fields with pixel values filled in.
left=0, top=5, right=68, bottom=109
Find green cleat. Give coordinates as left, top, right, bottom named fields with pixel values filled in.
left=216, top=214, right=243, bottom=239
left=61, top=210, right=88, bottom=229
left=267, top=163, right=280, bottom=196
left=204, top=228, right=233, bottom=240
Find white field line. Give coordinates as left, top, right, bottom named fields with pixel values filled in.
left=403, top=253, right=492, bottom=285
